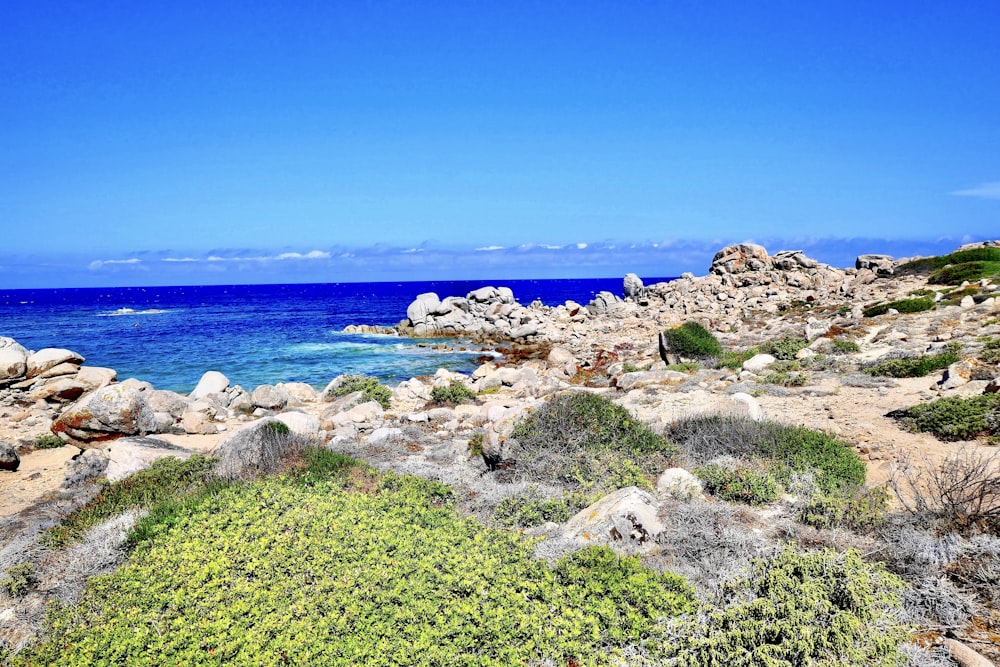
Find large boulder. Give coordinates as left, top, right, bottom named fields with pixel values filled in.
left=190, top=371, right=230, bottom=399
left=0, top=338, right=29, bottom=381
left=770, top=249, right=819, bottom=271
left=406, top=292, right=442, bottom=326
left=561, top=487, right=663, bottom=548
left=212, top=417, right=299, bottom=481
left=28, top=378, right=89, bottom=403
left=104, top=436, right=194, bottom=481
left=52, top=382, right=157, bottom=445
left=1, top=441, right=19, bottom=472
left=742, top=353, right=777, bottom=373
left=275, top=411, right=321, bottom=438
left=710, top=243, right=769, bottom=274
left=855, top=254, right=894, bottom=276
left=251, top=384, right=290, bottom=411
left=26, top=348, right=85, bottom=378
left=656, top=468, right=703, bottom=500
left=940, top=358, right=997, bottom=390
left=623, top=273, right=645, bottom=299
left=76, top=366, right=118, bottom=390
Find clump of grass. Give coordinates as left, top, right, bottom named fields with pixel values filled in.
left=898, top=246, right=1000, bottom=277
left=1, top=563, right=37, bottom=598
left=761, top=371, right=807, bottom=387
left=763, top=336, right=808, bottom=360
left=664, top=361, right=701, bottom=373
left=494, top=488, right=588, bottom=528
left=661, top=321, right=722, bottom=359
left=889, top=393, right=1000, bottom=442
left=44, top=455, right=220, bottom=548
left=508, top=392, right=678, bottom=493
left=981, top=336, right=1000, bottom=364
left=797, top=487, right=890, bottom=532
left=714, top=348, right=760, bottom=370
left=430, top=380, right=476, bottom=405
left=930, top=261, right=1000, bottom=285
left=330, top=374, right=392, bottom=409
left=34, top=433, right=65, bottom=449
left=863, top=344, right=961, bottom=378
left=863, top=297, right=935, bottom=318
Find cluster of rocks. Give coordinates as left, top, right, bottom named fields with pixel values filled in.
left=0, top=338, right=117, bottom=404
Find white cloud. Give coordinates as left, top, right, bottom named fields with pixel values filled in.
left=88, top=258, right=142, bottom=270
left=401, top=248, right=423, bottom=253
left=162, top=257, right=199, bottom=262
left=950, top=181, right=1000, bottom=200
left=475, top=245, right=505, bottom=252
left=275, top=250, right=331, bottom=260
left=540, top=244, right=563, bottom=250
left=575, top=243, right=588, bottom=249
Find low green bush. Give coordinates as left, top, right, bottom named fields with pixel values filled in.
left=1, top=563, right=37, bottom=598
left=509, top=392, right=678, bottom=493
left=664, top=361, right=700, bottom=373
left=494, top=489, right=588, bottom=528
left=695, top=463, right=779, bottom=505
left=16, top=459, right=696, bottom=667
left=863, top=296, right=935, bottom=318
left=331, top=374, right=392, bottom=409
left=660, top=548, right=909, bottom=666
left=889, top=393, right=1000, bottom=441
left=898, top=246, right=1000, bottom=276
left=34, top=433, right=65, bottom=449
left=44, top=455, right=220, bottom=548
left=667, top=416, right=866, bottom=496
left=714, top=348, right=759, bottom=370
left=761, top=370, right=807, bottom=387
left=661, top=322, right=722, bottom=359
left=797, top=487, right=890, bottom=532
left=430, top=380, right=476, bottom=405
left=764, top=336, right=808, bottom=360
left=832, top=339, right=861, bottom=354
left=930, top=261, right=1000, bottom=285
left=864, top=344, right=961, bottom=378
left=981, top=336, right=1000, bottom=364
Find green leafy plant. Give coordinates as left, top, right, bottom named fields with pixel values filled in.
left=331, top=374, right=392, bottom=409
left=494, top=489, right=585, bottom=528
left=832, top=339, right=861, bottom=354
left=714, top=347, right=760, bottom=370
left=764, top=336, right=808, bottom=360
left=44, top=455, right=220, bottom=548
left=430, top=380, right=476, bottom=405
left=664, top=361, right=701, bottom=373
left=864, top=344, right=961, bottom=378
left=660, top=549, right=909, bottom=666
left=1, top=563, right=37, bottom=598
left=761, top=370, right=807, bottom=387
left=694, top=463, right=779, bottom=505
left=34, top=433, right=65, bottom=449
left=889, top=393, right=1000, bottom=441
left=466, top=433, right=483, bottom=457
left=863, top=296, right=935, bottom=318
left=797, top=487, right=890, bottom=532
left=16, top=457, right=696, bottom=667
left=661, top=322, right=722, bottom=358
left=508, top=392, right=678, bottom=493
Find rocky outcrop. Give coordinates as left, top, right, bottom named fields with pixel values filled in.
left=710, top=243, right=770, bottom=274
left=1, top=441, right=19, bottom=471
left=212, top=417, right=298, bottom=481
left=856, top=254, right=894, bottom=276
left=0, top=338, right=29, bottom=382
left=190, top=371, right=230, bottom=399
left=51, top=381, right=157, bottom=445
left=561, top=486, right=663, bottom=548
left=399, top=286, right=545, bottom=341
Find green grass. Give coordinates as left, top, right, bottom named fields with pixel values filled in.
left=16, top=452, right=697, bottom=667
left=862, top=296, right=935, bottom=318
left=44, top=456, right=221, bottom=548
left=898, top=246, right=1000, bottom=275
left=832, top=339, right=861, bottom=354
left=863, top=344, right=961, bottom=378
left=714, top=348, right=760, bottom=370
left=34, top=434, right=65, bottom=449
left=661, top=321, right=722, bottom=358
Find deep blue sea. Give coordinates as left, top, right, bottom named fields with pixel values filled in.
left=0, top=278, right=671, bottom=393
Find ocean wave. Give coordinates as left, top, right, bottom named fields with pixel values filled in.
left=97, top=308, right=169, bottom=317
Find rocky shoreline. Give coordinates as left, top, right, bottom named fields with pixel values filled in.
left=3, top=241, right=1000, bottom=662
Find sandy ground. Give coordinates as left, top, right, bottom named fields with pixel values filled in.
left=1, top=446, right=81, bottom=520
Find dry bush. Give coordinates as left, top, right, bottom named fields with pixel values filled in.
left=889, top=446, right=1000, bottom=536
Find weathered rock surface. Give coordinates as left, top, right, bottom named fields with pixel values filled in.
left=104, top=436, right=194, bottom=481
left=710, top=243, right=770, bottom=274
left=275, top=411, right=321, bottom=437
left=856, top=253, right=894, bottom=276
left=656, top=468, right=703, bottom=500
left=212, top=417, right=297, bottom=481
left=26, top=349, right=85, bottom=378
left=0, top=339, right=29, bottom=381
left=190, top=371, right=230, bottom=399
left=52, top=382, right=157, bottom=444
left=561, top=487, right=663, bottom=548
left=251, top=384, right=290, bottom=411
left=1, top=441, right=20, bottom=471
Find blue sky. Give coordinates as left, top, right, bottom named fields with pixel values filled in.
left=1, top=1, right=998, bottom=288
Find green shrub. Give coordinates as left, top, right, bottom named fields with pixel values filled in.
left=331, top=374, right=392, bottom=409
left=17, top=466, right=696, bottom=667
left=44, top=455, right=220, bottom=548
left=660, top=548, right=909, bottom=666
left=467, top=433, right=483, bottom=457
left=714, top=348, right=759, bottom=370
left=864, top=344, right=961, bottom=378
left=667, top=416, right=866, bottom=496
left=664, top=361, right=701, bottom=373
left=889, top=393, right=1000, bottom=441
left=494, top=489, right=584, bottom=528
left=832, top=339, right=861, bottom=354
left=797, top=487, right=890, bottom=532
left=930, top=261, right=1000, bottom=285
left=1, top=563, right=37, bottom=598
left=764, top=336, right=808, bottom=360
left=898, top=246, right=1000, bottom=275
left=863, top=296, right=935, bottom=318
left=695, top=463, right=779, bottom=505
left=761, top=370, right=807, bottom=387
left=661, top=322, right=722, bottom=358
left=509, top=392, right=678, bottom=493
left=34, top=433, right=65, bottom=449
left=430, top=380, right=476, bottom=405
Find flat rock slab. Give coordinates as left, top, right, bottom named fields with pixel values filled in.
left=104, top=436, right=196, bottom=482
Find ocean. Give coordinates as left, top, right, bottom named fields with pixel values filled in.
left=0, top=278, right=671, bottom=394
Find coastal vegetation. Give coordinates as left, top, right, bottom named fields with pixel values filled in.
left=329, top=374, right=393, bottom=409
left=430, top=380, right=477, bottom=405
left=660, top=321, right=722, bottom=359
left=898, top=246, right=1000, bottom=284
left=864, top=343, right=962, bottom=378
